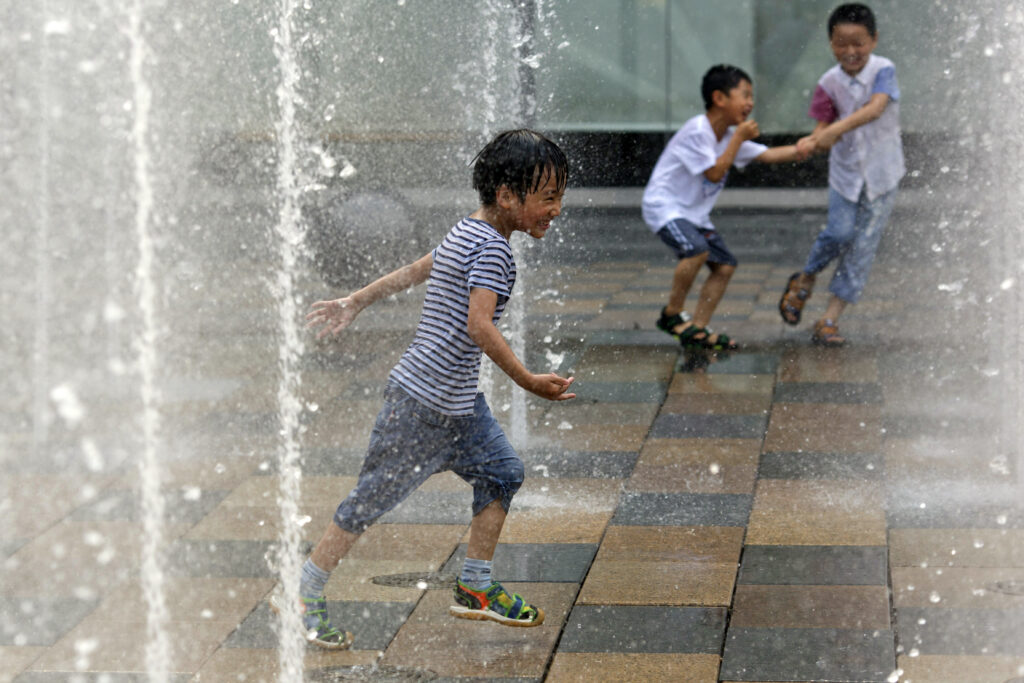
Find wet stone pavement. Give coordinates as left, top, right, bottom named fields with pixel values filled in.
left=2, top=213, right=1024, bottom=682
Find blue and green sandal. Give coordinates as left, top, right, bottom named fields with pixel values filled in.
left=269, top=593, right=354, bottom=650
left=449, top=580, right=545, bottom=627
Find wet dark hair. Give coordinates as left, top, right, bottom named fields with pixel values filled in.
left=472, top=129, right=568, bottom=206
left=701, top=64, right=752, bottom=111
left=828, top=3, right=877, bottom=38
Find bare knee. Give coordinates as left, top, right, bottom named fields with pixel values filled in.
left=710, top=263, right=736, bottom=279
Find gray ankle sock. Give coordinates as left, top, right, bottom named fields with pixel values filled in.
left=459, top=557, right=493, bottom=590
left=300, top=558, right=330, bottom=600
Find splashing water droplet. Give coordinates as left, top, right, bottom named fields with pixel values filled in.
left=929, top=591, right=941, bottom=603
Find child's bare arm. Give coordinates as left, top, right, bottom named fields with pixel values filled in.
left=755, top=144, right=807, bottom=164
left=307, top=251, right=433, bottom=339
left=815, top=93, right=891, bottom=149
left=466, top=287, right=575, bottom=401
left=704, top=119, right=760, bottom=183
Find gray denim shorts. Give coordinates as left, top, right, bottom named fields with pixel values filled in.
left=333, top=382, right=524, bottom=534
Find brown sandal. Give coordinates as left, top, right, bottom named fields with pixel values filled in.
left=779, top=272, right=811, bottom=326
left=812, top=318, right=845, bottom=346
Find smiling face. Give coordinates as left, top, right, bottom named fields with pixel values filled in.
left=504, top=166, right=564, bottom=240
left=715, top=79, right=755, bottom=126
left=830, top=22, right=878, bottom=76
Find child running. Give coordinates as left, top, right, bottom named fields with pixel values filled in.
left=277, top=129, right=575, bottom=649
left=643, top=64, right=809, bottom=351
left=779, top=3, right=904, bottom=345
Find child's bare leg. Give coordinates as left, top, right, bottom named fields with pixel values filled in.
left=466, top=499, right=506, bottom=561
left=691, top=263, right=735, bottom=328
left=822, top=295, right=847, bottom=322
left=310, top=521, right=360, bottom=572
left=665, top=252, right=709, bottom=331
left=798, top=272, right=816, bottom=291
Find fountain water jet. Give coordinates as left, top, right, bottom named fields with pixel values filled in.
left=127, top=0, right=170, bottom=678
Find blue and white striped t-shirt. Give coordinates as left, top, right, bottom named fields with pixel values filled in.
left=389, top=218, right=516, bottom=416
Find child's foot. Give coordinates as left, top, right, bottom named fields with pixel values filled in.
left=812, top=318, right=845, bottom=346
left=450, top=580, right=545, bottom=627
left=779, top=272, right=811, bottom=325
left=269, top=593, right=354, bottom=650
left=677, top=323, right=739, bottom=351
left=656, top=307, right=691, bottom=337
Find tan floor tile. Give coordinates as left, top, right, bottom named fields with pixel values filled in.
left=184, top=503, right=334, bottom=542
left=28, top=616, right=237, bottom=674
left=110, top=456, right=257, bottom=492
left=631, top=440, right=759, bottom=494
left=533, top=298, right=606, bottom=315
left=560, top=281, right=625, bottom=295
left=609, top=289, right=675, bottom=306
left=1, top=520, right=190, bottom=598
left=416, top=471, right=474, bottom=493
left=889, top=529, right=1024, bottom=568
left=0, top=647, right=45, bottom=683
left=892, top=567, right=1024, bottom=608
left=778, top=348, right=879, bottom=383
left=194, top=646, right=380, bottom=683
left=381, top=583, right=575, bottom=678
left=580, top=309, right=658, bottom=331
left=324, top=559, right=439, bottom=602
left=577, top=560, right=736, bottom=606
left=516, top=478, right=623, bottom=511
left=89, top=577, right=273, bottom=623
left=661, top=393, right=772, bottom=415
left=0, top=474, right=114, bottom=538
left=346, top=524, right=466, bottom=563
left=764, top=403, right=881, bottom=453
left=731, top=585, right=890, bottom=629
left=216, top=475, right=358, bottom=509
left=898, top=655, right=1024, bottom=683
left=668, top=374, right=775, bottom=395
left=596, top=526, right=744, bottom=563
left=746, top=480, right=886, bottom=546
left=530, top=424, right=649, bottom=451
left=488, top=508, right=614, bottom=544
left=547, top=652, right=721, bottom=682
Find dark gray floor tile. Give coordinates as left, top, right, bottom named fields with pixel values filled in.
left=886, top=503, right=1024, bottom=529
left=306, top=668, right=534, bottom=683
left=582, top=331, right=676, bottom=347
left=165, top=539, right=276, bottom=578
left=721, top=627, right=895, bottom=682
left=226, top=601, right=414, bottom=651
left=612, top=492, right=751, bottom=527
left=650, top=413, right=767, bottom=439
left=706, top=353, right=779, bottom=375
left=896, top=607, right=1024, bottom=656
left=572, top=381, right=667, bottom=404
left=519, top=449, right=638, bottom=479
left=558, top=605, right=726, bottom=653
left=69, top=489, right=228, bottom=524
left=0, top=596, right=98, bottom=646
left=377, top=491, right=474, bottom=526
left=442, top=543, right=598, bottom=583
left=738, top=546, right=888, bottom=585
left=773, top=382, right=883, bottom=404
left=881, top=415, right=998, bottom=438
left=759, top=451, right=883, bottom=480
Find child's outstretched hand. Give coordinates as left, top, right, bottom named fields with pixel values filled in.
left=528, top=373, right=576, bottom=401
left=795, top=135, right=817, bottom=160
left=736, top=119, right=760, bottom=141
left=307, top=297, right=360, bottom=339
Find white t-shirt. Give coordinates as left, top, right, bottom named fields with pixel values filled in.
left=389, top=218, right=515, bottom=416
left=642, top=114, right=768, bottom=232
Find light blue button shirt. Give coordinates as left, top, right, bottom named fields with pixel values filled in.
left=814, top=54, right=905, bottom=202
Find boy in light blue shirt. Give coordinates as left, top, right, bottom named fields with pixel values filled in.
left=779, top=3, right=905, bottom=345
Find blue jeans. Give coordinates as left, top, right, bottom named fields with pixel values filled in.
left=804, top=187, right=896, bottom=303
left=657, top=218, right=738, bottom=267
left=333, top=382, right=524, bottom=534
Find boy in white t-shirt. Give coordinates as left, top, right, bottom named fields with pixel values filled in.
left=779, top=3, right=904, bottom=345
left=643, top=64, right=808, bottom=350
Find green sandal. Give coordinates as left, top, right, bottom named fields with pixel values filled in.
left=656, top=307, right=691, bottom=337
left=678, top=323, right=739, bottom=351
left=449, top=580, right=545, bottom=627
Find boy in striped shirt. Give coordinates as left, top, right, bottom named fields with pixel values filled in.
left=289, top=130, right=574, bottom=648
